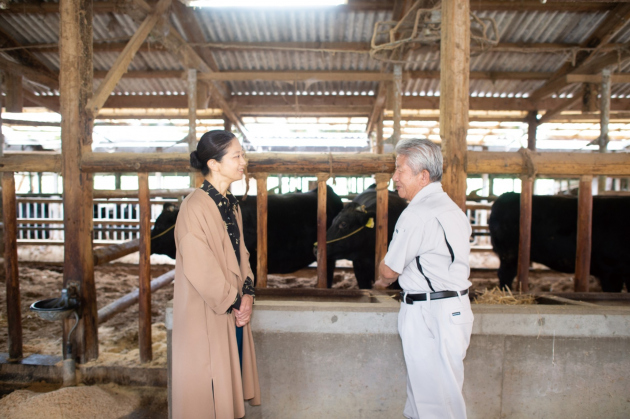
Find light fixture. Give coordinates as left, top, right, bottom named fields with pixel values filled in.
left=186, top=0, right=347, bottom=7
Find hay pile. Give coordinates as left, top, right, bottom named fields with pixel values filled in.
left=0, top=385, right=140, bottom=419
left=473, top=287, right=537, bottom=305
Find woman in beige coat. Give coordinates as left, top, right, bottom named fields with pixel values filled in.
left=172, top=130, right=261, bottom=418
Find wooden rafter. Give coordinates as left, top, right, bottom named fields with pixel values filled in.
left=0, top=56, right=58, bottom=90
left=529, top=3, right=630, bottom=102
left=24, top=92, right=630, bottom=114
left=537, top=96, right=582, bottom=124
left=86, top=0, right=172, bottom=116
left=0, top=27, right=58, bottom=91
left=122, top=0, right=248, bottom=139
left=366, top=0, right=417, bottom=136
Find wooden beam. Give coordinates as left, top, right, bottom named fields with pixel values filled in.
left=125, top=0, right=248, bottom=139
left=466, top=151, right=630, bottom=177
left=0, top=1, right=133, bottom=14
left=86, top=0, right=172, bottom=116
left=98, top=270, right=175, bottom=324
left=3, top=172, right=22, bottom=359
left=440, top=0, right=470, bottom=210
left=0, top=27, right=57, bottom=84
left=529, top=3, right=630, bottom=102
left=92, top=70, right=183, bottom=79
left=60, top=0, right=97, bottom=363
left=24, top=92, right=630, bottom=113
left=171, top=1, right=221, bottom=74
left=537, top=96, right=582, bottom=124
left=567, top=74, right=630, bottom=84
left=198, top=71, right=393, bottom=82
left=23, top=89, right=60, bottom=113
left=0, top=56, right=58, bottom=90
left=471, top=1, right=614, bottom=12
left=2, top=150, right=630, bottom=178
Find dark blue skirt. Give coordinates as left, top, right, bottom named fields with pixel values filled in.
left=235, top=325, right=243, bottom=371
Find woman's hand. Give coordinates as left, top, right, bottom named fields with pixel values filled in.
left=234, top=294, right=254, bottom=327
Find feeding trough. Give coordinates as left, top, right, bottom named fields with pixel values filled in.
left=29, top=282, right=80, bottom=386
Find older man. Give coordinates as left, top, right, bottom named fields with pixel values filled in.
left=374, top=138, right=473, bottom=419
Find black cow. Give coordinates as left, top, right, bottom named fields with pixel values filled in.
left=489, top=192, right=630, bottom=292
left=150, top=186, right=344, bottom=286
left=324, top=184, right=408, bottom=289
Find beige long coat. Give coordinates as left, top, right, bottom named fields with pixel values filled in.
left=172, top=189, right=261, bottom=419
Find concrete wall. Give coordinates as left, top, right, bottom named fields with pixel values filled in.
left=166, top=298, right=630, bottom=419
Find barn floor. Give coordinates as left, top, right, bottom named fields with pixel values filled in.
left=0, top=257, right=610, bottom=417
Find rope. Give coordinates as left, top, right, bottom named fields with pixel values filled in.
left=314, top=218, right=374, bottom=247
left=150, top=223, right=175, bottom=240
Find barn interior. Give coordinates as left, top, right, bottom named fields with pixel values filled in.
left=0, top=0, right=630, bottom=418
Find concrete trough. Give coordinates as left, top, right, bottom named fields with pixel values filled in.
left=165, top=291, right=630, bottom=419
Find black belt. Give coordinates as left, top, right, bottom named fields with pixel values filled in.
left=401, top=289, right=468, bottom=304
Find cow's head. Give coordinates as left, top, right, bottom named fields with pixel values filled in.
left=317, top=202, right=375, bottom=259
left=150, top=202, right=179, bottom=259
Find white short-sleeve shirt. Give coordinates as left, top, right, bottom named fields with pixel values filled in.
left=384, top=182, right=472, bottom=293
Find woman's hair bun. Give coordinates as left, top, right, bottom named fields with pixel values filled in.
left=190, top=150, right=203, bottom=169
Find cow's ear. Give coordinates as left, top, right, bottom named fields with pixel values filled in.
left=356, top=205, right=367, bottom=213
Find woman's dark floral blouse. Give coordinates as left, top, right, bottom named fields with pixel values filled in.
left=201, top=180, right=255, bottom=312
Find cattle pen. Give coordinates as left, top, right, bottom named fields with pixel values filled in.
left=1, top=0, right=630, bottom=418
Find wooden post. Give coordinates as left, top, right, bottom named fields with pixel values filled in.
left=3, top=172, right=22, bottom=359
left=516, top=175, right=533, bottom=293
left=60, top=0, right=97, bottom=363
left=223, top=114, right=232, bottom=132
left=516, top=109, right=538, bottom=292
left=5, top=73, right=23, bottom=113
left=574, top=175, right=593, bottom=292
left=254, top=173, right=268, bottom=288
left=138, top=172, right=152, bottom=362
left=598, top=67, right=611, bottom=193
left=376, top=113, right=384, bottom=154
left=440, top=0, right=470, bottom=211
left=188, top=69, right=197, bottom=188
left=0, top=72, right=3, bottom=158
left=526, top=111, right=538, bottom=151
left=316, top=173, right=329, bottom=289
left=392, top=65, right=402, bottom=145
left=374, top=173, right=390, bottom=283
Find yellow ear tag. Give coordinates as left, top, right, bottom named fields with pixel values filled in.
left=365, top=218, right=375, bottom=229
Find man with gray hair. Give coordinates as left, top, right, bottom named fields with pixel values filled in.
left=374, top=138, right=473, bottom=419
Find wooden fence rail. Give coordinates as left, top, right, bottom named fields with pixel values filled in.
left=2, top=150, right=626, bottom=362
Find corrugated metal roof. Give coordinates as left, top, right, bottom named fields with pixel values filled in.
left=1, top=5, right=630, bottom=106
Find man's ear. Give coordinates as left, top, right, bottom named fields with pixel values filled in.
left=421, top=169, right=431, bottom=186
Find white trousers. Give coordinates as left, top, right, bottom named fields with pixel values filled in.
left=398, top=293, right=474, bottom=419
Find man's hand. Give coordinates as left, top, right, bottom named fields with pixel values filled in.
left=374, top=260, right=399, bottom=289
left=373, top=278, right=391, bottom=289
left=234, top=294, right=254, bottom=327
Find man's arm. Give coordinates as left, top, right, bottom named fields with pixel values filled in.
left=374, top=259, right=400, bottom=289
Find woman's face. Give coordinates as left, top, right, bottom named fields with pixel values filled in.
left=211, top=138, right=246, bottom=183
